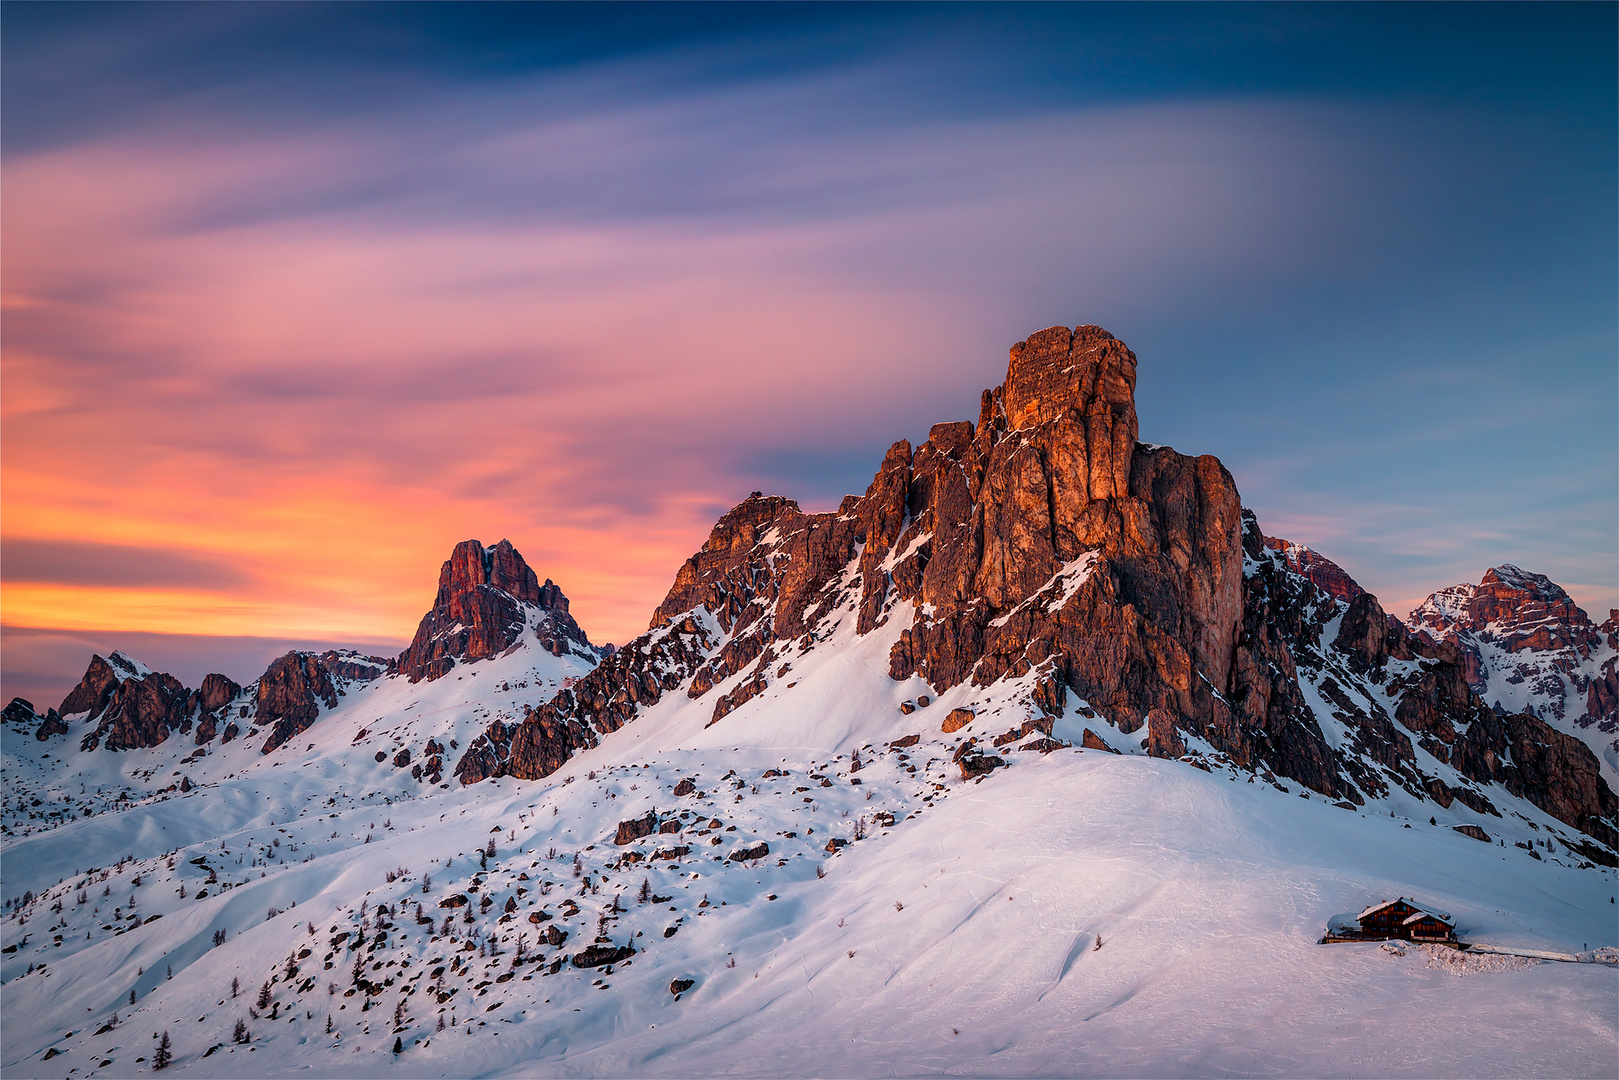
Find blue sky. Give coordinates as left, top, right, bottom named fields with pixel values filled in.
left=3, top=2, right=1614, bottom=704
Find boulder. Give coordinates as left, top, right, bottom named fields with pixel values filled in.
left=614, top=812, right=657, bottom=845
left=572, top=944, right=634, bottom=969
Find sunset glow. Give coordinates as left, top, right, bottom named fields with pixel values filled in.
left=4, top=4, right=1613, bottom=708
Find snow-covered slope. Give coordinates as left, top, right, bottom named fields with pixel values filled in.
left=2, top=613, right=598, bottom=883
left=3, top=610, right=1614, bottom=1077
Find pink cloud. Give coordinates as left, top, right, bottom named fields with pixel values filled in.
left=1, top=85, right=1409, bottom=658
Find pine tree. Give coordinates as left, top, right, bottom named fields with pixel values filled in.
left=153, top=1030, right=172, bottom=1070
left=638, top=877, right=652, bottom=904
left=130, top=987, right=137, bottom=1005
left=231, top=976, right=239, bottom=998
left=233, top=1018, right=248, bottom=1044
left=256, top=980, right=272, bottom=1009
left=393, top=1036, right=403, bottom=1054
left=325, top=1014, right=333, bottom=1034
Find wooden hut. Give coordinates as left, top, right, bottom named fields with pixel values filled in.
left=1356, top=897, right=1455, bottom=941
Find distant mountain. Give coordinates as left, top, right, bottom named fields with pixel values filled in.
left=397, top=538, right=603, bottom=682
left=8, top=538, right=602, bottom=784
left=1408, top=564, right=1618, bottom=775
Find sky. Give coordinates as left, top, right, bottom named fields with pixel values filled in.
left=3, top=2, right=1615, bottom=710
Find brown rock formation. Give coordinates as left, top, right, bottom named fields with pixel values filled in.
left=456, top=612, right=712, bottom=783
left=3, top=697, right=38, bottom=726
left=5, top=698, right=67, bottom=741
left=34, top=709, right=68, bottom=741
left=58, top=652, right=141, bottom=717
left=614, top=812, right=658, bottom=845
left=78, top=669, right=191, bottom=751
left=397, top=539, right=597, bottom=683
left=1262, top=537, right=1365, bottom=603
left=256, top=651, right=386, bottom=754
left=460, top=326, right=1283, bottom=787
left=448, top=321, right=1616, bottom=859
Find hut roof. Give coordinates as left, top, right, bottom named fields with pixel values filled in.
left=1402, top=909, right=1454, bottom=927
left=1358, top=897, right=1451, bottom=922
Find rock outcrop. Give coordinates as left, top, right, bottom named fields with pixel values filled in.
left=52, top=646, right=382, bottom=755
left=1262, top=537, right=1365, bottom=603
left=58, top=651, right=147, bottom=717
left=455, top=613, right=712, bottom=783
left=4, top=698, right=67, bottom=741
left=458, top=326, right=1249, bottom=783
left=397, top=539, right=599, bottom=683
left=78, top=668, right=191, bottom=751
left=256, top=650, right=386, bottom=754
left=62, top=651, right=205, bottom=751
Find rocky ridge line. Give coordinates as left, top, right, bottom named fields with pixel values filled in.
left=452, top=323, right=1617, bottom=860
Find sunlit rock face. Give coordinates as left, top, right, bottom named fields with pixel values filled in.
left=398, top=538, right=598, bottom=684
left=448, top=322, right=1616, bottom=859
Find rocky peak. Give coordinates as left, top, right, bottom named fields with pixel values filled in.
left=467, top=324, right=1250, bottom=784
left=1262, top=537, right=1365, bottom=603
left=65, top=653, right=191, bottom=752
left=1404, top=565, right=1615, bottom=754
left=1000, top=324, right=1138, bottom=499
left=452, top=320, right=1616, bottom=859
left=1410, top=564, right=1601, bottom=656
left=435, top=538, right=542, bottom=609
left=58, top=650, right=149, bottom=717
left=398, top=538, right=597, bottom=683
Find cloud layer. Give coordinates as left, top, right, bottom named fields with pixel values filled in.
left=4, top=7, right=1613, bottom=704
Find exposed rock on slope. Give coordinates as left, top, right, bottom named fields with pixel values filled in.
left=1262, top=536, right=1364, bottom=603
left=256, top=651, right=386, bottom=753
left=455, top=614, right=713, bottom=784
left=397, top=539, right=599, bottom=683
left=54, top=647, right=383, bottom=754
left=3, top=697, right=67, bottom=741
left=457, top=327, right=1255, bottom=781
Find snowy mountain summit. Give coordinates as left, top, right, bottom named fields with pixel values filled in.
left=3, top=325, right=1615, bottom=1079
left=1407, top=566, right=1618, bottom=773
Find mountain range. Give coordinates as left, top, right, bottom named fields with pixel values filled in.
left=3, top=325, right=1614, bottom=1078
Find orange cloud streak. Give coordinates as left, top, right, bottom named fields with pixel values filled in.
left=0, top=132, right=975, bottom=647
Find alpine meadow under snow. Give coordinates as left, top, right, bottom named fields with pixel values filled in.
left=2, top=326, right=1615, bottom=1079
